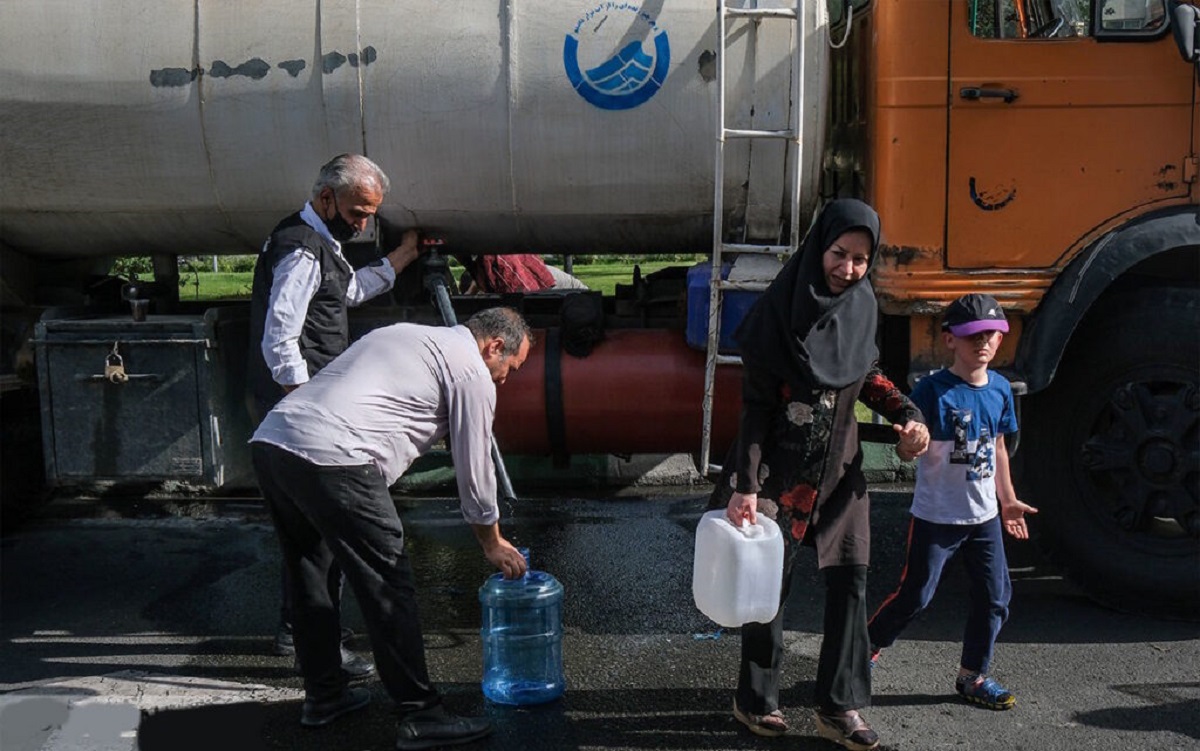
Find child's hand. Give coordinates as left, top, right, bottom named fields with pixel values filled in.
left=1001, top=499, right=1038, bottom=540
left=893, top=420, right=930, bottom=461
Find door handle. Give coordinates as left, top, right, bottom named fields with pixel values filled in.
left=960, top=86, right=1019, bottom=103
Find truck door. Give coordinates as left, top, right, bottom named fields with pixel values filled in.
left=946, top=0, right=1194, bottom=269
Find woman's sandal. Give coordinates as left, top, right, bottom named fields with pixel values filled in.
left=732, top=700, right=789, bottom=737
left=813, top=709, right=880, bottom=751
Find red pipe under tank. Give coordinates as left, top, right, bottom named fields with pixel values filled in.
left=494, top=329, right=743, bottom=458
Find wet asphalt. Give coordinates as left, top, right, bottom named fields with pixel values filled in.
left=1, top=487, right=1197, bottom=751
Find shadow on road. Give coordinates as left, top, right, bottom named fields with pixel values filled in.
left=1074, top=682, right=1200, bottom=740
left=136, top=682, right=904, bottom=751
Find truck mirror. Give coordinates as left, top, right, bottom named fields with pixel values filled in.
left=1170, top=0, right=1199, bottom=63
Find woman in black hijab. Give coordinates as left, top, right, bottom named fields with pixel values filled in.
left=710, top=199, right=929, bottom=750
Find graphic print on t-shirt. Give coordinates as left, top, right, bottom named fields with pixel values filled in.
left=948, top=408, right=995, bottom=481
left=949, top=408, right=973, bottom=464
left=969, top=426, right=995, bottom=482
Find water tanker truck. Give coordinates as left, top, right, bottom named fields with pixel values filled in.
left=1, top=1, right=1196, bottom=618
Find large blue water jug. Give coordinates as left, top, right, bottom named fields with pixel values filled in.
left=478, top=550, right=565, bottom=705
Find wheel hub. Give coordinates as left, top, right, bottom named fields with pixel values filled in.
left=1138, top=440, right=1176, bottom=479
left=1081, top=382, right=1199, bottom=537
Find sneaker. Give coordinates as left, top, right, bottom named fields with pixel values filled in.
left=293, top=646, right=376, bottom=682
left=395, top=704, right=493, bottom=750
left=813, top=709, right=879, bottom=751
left=337, top=647, right=376, bottom=681
left=868, top=647, right=881, bottom=670
left=300, top=686, right=371, bottom=727
left=956, top=675, right=1016, bottom=710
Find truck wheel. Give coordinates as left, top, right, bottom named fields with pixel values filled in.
left=1021, top=287, right=1199, bottom=619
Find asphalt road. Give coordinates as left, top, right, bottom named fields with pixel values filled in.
left=1, top=488, right=1197, bottom=751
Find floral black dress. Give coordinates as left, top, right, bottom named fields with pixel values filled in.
left=710, top=363, right=921, bottom=569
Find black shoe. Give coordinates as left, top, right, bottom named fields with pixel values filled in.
left=293, top=646, right=376, bottom=681
left=300, top=686, right=370, bottom=728
left=395, top=705, right=494, bottom=750
left=339, top=646, right=376, bottom=681
left=273, top=625, right=295, bottom=657
left=276, top=625, right=356, bottom=657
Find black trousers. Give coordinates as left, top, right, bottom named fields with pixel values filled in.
left=252, top=442, right=439, bottom=711
left=737, top=560, right=871, bottom=715
left=248, top=395, right=346, bottom=634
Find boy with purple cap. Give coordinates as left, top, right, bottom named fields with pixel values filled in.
left=867, top=293, right=1038, bottom=711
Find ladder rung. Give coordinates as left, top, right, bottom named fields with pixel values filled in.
left=716, top=279, right=770, bottom=292
left=724, top=7, right=798, bottom=20
left=722, top=243, right=793, bottom=255
left=724, top=128, right=795, bottom=140
left=705, top=0, right=803, bottom=477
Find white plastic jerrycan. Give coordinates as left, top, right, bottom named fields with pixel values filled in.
left=692, top=510, right=784, bottom=627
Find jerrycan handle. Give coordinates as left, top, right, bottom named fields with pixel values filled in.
left=735, top=518, right=766, bottom=540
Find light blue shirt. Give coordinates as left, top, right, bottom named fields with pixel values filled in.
left=261, top=202, right=397, bottom=387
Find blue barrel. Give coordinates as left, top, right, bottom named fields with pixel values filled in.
left=685, top=262, right=762, bottom=353
left=478, top=551, right=565, bottom=705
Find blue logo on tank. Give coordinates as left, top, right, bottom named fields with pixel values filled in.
left=564, top=4, right=670, bottom=111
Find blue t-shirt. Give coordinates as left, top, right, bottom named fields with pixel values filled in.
left=908, top=369, right=1018, bottom=525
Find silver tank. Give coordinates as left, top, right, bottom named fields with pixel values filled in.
left=0, top=1, right=828, bottom=260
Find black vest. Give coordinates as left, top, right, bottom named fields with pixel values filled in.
left=247, top=212, right=352, bottom=418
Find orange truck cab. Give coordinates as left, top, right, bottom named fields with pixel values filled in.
left=827, top=0, right=1199, bottom=617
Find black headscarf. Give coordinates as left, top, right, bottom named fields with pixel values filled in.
left=733, top=198, right=880, bottom=389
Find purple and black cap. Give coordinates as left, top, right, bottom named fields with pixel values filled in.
left=941, top=293, right=1009, bottom=337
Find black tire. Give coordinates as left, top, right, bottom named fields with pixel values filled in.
left=1020, top=287, right=1199, bottom=620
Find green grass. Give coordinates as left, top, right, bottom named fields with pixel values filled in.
left=181, top=259, right=699, bottom=301
left=178, top=272, right=255, bottom=301
left=566, top=260, right=690, bottom=295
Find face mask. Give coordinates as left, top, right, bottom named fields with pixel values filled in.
left=325, top=195, right=359, bottom=243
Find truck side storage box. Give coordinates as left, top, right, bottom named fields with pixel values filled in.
left=33, top=308, right=253, bottom=488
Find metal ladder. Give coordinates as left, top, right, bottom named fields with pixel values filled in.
left=699, top=0, right=806, bottom=475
